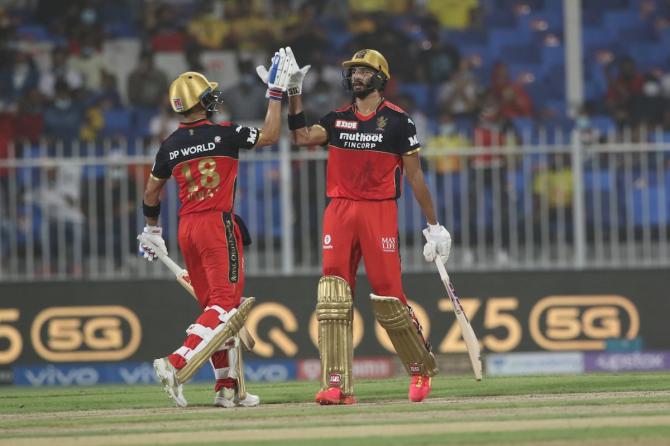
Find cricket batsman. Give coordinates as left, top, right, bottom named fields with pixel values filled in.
left=139, top=50, right=291, bottom=408
left=261, top=47, right=451, bottom=404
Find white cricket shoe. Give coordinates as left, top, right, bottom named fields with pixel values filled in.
left=214, top=387, right=260, bottom=408
left=153, top=357, right=187, bottom=408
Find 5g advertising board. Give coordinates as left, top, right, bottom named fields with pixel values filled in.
left=0, top=270, right=667, bottom=380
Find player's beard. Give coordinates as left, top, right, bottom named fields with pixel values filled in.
left=352, top=81, right=374, bottom=99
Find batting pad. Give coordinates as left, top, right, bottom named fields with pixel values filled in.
left=176, top=297, right=255, bottom=384
left=371, top=294, right=438, bottom=377
left=316, top=276, right=354, bottom=396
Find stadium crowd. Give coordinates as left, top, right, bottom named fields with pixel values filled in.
left=1, top=0, right=670, bottom=273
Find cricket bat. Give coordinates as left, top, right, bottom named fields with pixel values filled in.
left=434, top=258, right=482, bottom=380
left=138, top=233, right=255, bottom=352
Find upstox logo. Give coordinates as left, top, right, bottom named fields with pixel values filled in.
left=31, top=306, right=142, bottom=362
left=529, top=295, right=639, bottom=350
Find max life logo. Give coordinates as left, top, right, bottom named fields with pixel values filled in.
left=381, top=236, right=397, bottom=253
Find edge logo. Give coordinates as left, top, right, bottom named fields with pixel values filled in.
left=529, top=295, right=639, bottom=350
left=31, top=306, right=142, bottom=362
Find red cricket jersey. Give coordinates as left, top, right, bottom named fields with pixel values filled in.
left=317, top=100, right=421, bottom=200
left=150, top=119, right=260, bottom=216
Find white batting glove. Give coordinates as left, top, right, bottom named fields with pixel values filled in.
left=285, top=46, right=311, bottom=96
left=422, top=223, right=452, bottom=264
left=256, top=48, right=290, bottom=101
left=138, top=225, right=167, bottom=262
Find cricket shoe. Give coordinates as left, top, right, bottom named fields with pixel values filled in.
left=214, top=387, right=260, bottom=408
left=408, top=374, right=432, bottom=402
left=315, top=387, right=357, bottom=405
left=153, top=357, right=187, bottom=408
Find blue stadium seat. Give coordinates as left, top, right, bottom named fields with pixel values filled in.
left=102, top=109, right=132, bottom=137
left=512, top=117, right=535, bottom=137
left=603, top=10, right=640, bottom=32
left=582, top=28, right=614, bottom=47
left=584, top=169, right=614, bottom=227
left=16, top=25, right=50, bottom=41
left=590, top=116, right=616, bottom=135
left=447, top=30, right=488, bottom=46
left=541, top=46, right=564, bottom=68
left=489, top=29, right=531, bottom=52
left=501, top=45, right=541, bottom=64
left=133, top=108, right=158, bottom=138
left=484, top=10, right=518, bottom=29
left=396, top=83, right=431, bottom=111
left=627, top=186, right=669, bottom=227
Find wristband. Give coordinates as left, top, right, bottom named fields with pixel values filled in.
left=288, top=112, right=307, bottom=130
left=268, top=87, right=283, bottom=101
left=143, top=201, right=161, bottom=218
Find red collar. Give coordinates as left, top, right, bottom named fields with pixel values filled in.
left=354, top=98, right=385, bottom=121
left=179, top=119, right=212, bottom=128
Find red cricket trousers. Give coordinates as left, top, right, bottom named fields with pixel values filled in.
left=169, top=211, right=244, bottom=379
left=322, top=198, right=408, bottom=303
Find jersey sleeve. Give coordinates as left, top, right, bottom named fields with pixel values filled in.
left=151, top=144, right=172, bottom=179
left=398, top=114, right=421, bottom=155
left=230, top=124, right=261, bottom=149
left=316, top=111, right=336, bottom=144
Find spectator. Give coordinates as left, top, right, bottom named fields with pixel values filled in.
left=425, top=112, right=470, bottom=175
left=491, top=62, right=533, bottom=118
left=22, top=163, right=85, bottom=274
left=186, top=2, right=230, bottom=50
left=606, top=56, right=644, bottom=128
left=43, top=80, right=83, bottom=143
left=15, top=87, right=45, bottom=143
left=469, top=94, right=517, bottom=263
left=638, top=73, right=664, bottom=128
left=284, top=3, right=328, bottom=64
left=0, top=51, right=40, bottom=109
left=127, top=52, right=168, bottom=109
left=70, top=37, right=107, bottom=93
left=82, top=149, right=138, bottom=268
left=39, top=46, right=83, bottom=100
left=417, top=16, right=461, bottom=86
left=532, top=154, right=574, bottom=242
left=438, top=58, right=481, bottom=118
left=426, top=0, right=478, bottom=29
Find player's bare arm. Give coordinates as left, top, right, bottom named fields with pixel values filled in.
left=143, top=175, right=167, bottom=226
left=255, top=100, right=282, bottom=147
left=403, top=152, right=438, bottom=225
left=404, top=151, right=452, bottom=267
left=287, top=94, right=328, bottom=146
left=254, top=49, right=292, bottom=148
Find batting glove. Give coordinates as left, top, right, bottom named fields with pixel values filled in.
left=138, top=225, right=167, bottom=262
left=422, top=223, right=452, bottom=264
left=256, top=48, right=291, bottom=101
left=285, top=46, right=311, bottom=96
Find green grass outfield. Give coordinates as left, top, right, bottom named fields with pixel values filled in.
left=1, top=373, right=669, bottom=445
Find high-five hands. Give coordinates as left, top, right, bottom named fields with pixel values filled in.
left=256, top=48, right=291, bottom=101
left=256, top=46, right=310, bottom=97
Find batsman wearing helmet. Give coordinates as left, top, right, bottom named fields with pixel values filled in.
left=275, top=48, right=452, bottom=404
left=139, top=50, right=292, bottom=408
